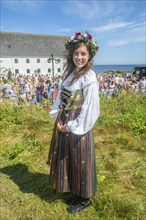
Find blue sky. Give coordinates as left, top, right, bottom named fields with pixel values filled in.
left=1, top=0, right=146, bottom=65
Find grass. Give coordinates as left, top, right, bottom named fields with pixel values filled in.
left=0, top=93, right=146, bottom=220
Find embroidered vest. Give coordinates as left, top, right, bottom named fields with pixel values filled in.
left=59, top=86, right=84, bottom=111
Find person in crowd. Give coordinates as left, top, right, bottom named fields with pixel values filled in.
left=43, top=81, right=49, bottom=100
left=25, top=80, right=31, bottom=102
left=139, top=77, right=146, bottom=94
left=2, top=80, right=11, bottom=98
left=19, top=75, right=25, bottom=90
left=47, top=32, right=100, bottom=213
left=50, top=84, right=54, bottom=103
left=52, top=75, right=63, bottom=101
left=11, top=83, right=17, bottom=94
left=35, top=78, right=44, bottom=103
left=129, top=80, right=136, bottom=93
left=100, top=83, right=106, bottom=97
left=113, top=83, right=119, bottom=97
left=53, top=77, right=59, bottom=101
left=47, top=82, right=52, bottom=101
left=29, top=94, right=37, bottom=105
left=57, top=75, right=63, bottom=91
left=108, top=80, right=115, bottom=98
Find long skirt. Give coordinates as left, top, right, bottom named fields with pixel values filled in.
left=48, top=109, right=97, bottom=198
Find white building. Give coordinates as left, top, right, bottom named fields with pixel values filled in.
left=0, top=32, right=69, bottom=80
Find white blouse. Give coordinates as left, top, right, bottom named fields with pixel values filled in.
left=49, top=69, right=100, bottom=135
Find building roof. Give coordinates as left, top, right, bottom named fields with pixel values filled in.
left=0, top=32, right=70, bottom=57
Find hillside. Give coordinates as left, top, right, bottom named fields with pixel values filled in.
left=0, top=93, right=146, bottom=220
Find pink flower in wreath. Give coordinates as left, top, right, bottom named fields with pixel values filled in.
left=87, top=34, right=92, bottom=40
left=75, top=32, right=81, bottom=37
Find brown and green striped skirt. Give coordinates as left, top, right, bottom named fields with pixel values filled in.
left=48, top=109, right=97, bottom=198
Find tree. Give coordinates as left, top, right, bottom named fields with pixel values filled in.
left=7, top=69, right=12, bottom=80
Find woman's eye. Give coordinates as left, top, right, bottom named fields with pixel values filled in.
left=74, top=52, right=86, bottom=56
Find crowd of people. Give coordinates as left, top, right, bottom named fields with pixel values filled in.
left=97, top=71, right=146, bottom=98
left=0, top=70, right=145, bottom=106
left=0, top=73, right=63, bottom=105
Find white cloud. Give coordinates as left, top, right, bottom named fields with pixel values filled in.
left=137, top=12, right=146, bottom=19
left=127, top=25, right=146, bottom=43
left=108, top=22, right=146, bottom=47
left=109, top=34, right=145, bottom=47
left=128, top=22, right=146, bottom=32
left=63, top=1, right=117, bottom=20
left=109, top=40, right=129, bottom=46
left=58, top=28, right=73, bottom=33
left=63, top=0, right=137, bottom=21
left=22, top=0, right=40, bottom=10
left=91, top=18, right=145, bottom=46
left=2, top=0, right=43, bottom=13
left=91, top=21, right=136, bottom=33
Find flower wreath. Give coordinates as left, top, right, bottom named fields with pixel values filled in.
left=65, top=32, right=99, bottom=57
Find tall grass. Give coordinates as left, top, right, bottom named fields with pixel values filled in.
left=0, top=93, right=146, bottom=220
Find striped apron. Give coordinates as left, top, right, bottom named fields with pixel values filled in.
left=48, top=87, right=97, bottom=198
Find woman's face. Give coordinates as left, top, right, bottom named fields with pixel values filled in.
left=73, top=43, right=90, bottom=72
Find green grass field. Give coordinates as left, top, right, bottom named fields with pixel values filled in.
left=0, top=93, right=146, bottom=220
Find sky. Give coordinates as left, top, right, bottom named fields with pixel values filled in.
left=1, top=0, right=146, bottom=65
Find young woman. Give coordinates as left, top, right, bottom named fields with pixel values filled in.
left=47, top=32, right=100, bottom=213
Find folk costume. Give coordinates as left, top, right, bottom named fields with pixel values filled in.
left=48, top=69, right=100, bottom=199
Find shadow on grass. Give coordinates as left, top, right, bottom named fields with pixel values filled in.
left=0, top=163, right=71, bottom=204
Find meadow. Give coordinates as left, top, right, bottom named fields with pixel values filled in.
left=0, top=93, right=146, bottom=220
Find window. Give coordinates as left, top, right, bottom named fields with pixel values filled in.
left=26, top=59, right=30, bottom=63
left=37, top=69, right=41, bottom=73
left=37, top=58, right=40, bottom=63
left=47, top=59, right=51, bottom=63
left=57, top=59, right=61, bottom=63
left=27, top=69, right=30, bottom=74
left=48, top=68, right=51, bottom=73
left=15, top=69, right=19, bottom=73
left=14, top=59, right=18, bottom=63
left=57, top=68, right=61, bottom=73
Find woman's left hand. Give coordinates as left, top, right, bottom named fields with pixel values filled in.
left=57, top=120, right=68, bottom=133
left=60, top=124, right=68, bottom=133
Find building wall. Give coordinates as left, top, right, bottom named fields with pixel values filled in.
left=0, top=56, right=66, bottom=77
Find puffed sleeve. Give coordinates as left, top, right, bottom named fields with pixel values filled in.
left=49, top=91, right=60, bottom=118
left=66, top=81, right=100, bottom=135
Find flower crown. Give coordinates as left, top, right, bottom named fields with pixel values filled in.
left=65, top=32, right=99, bottom=57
